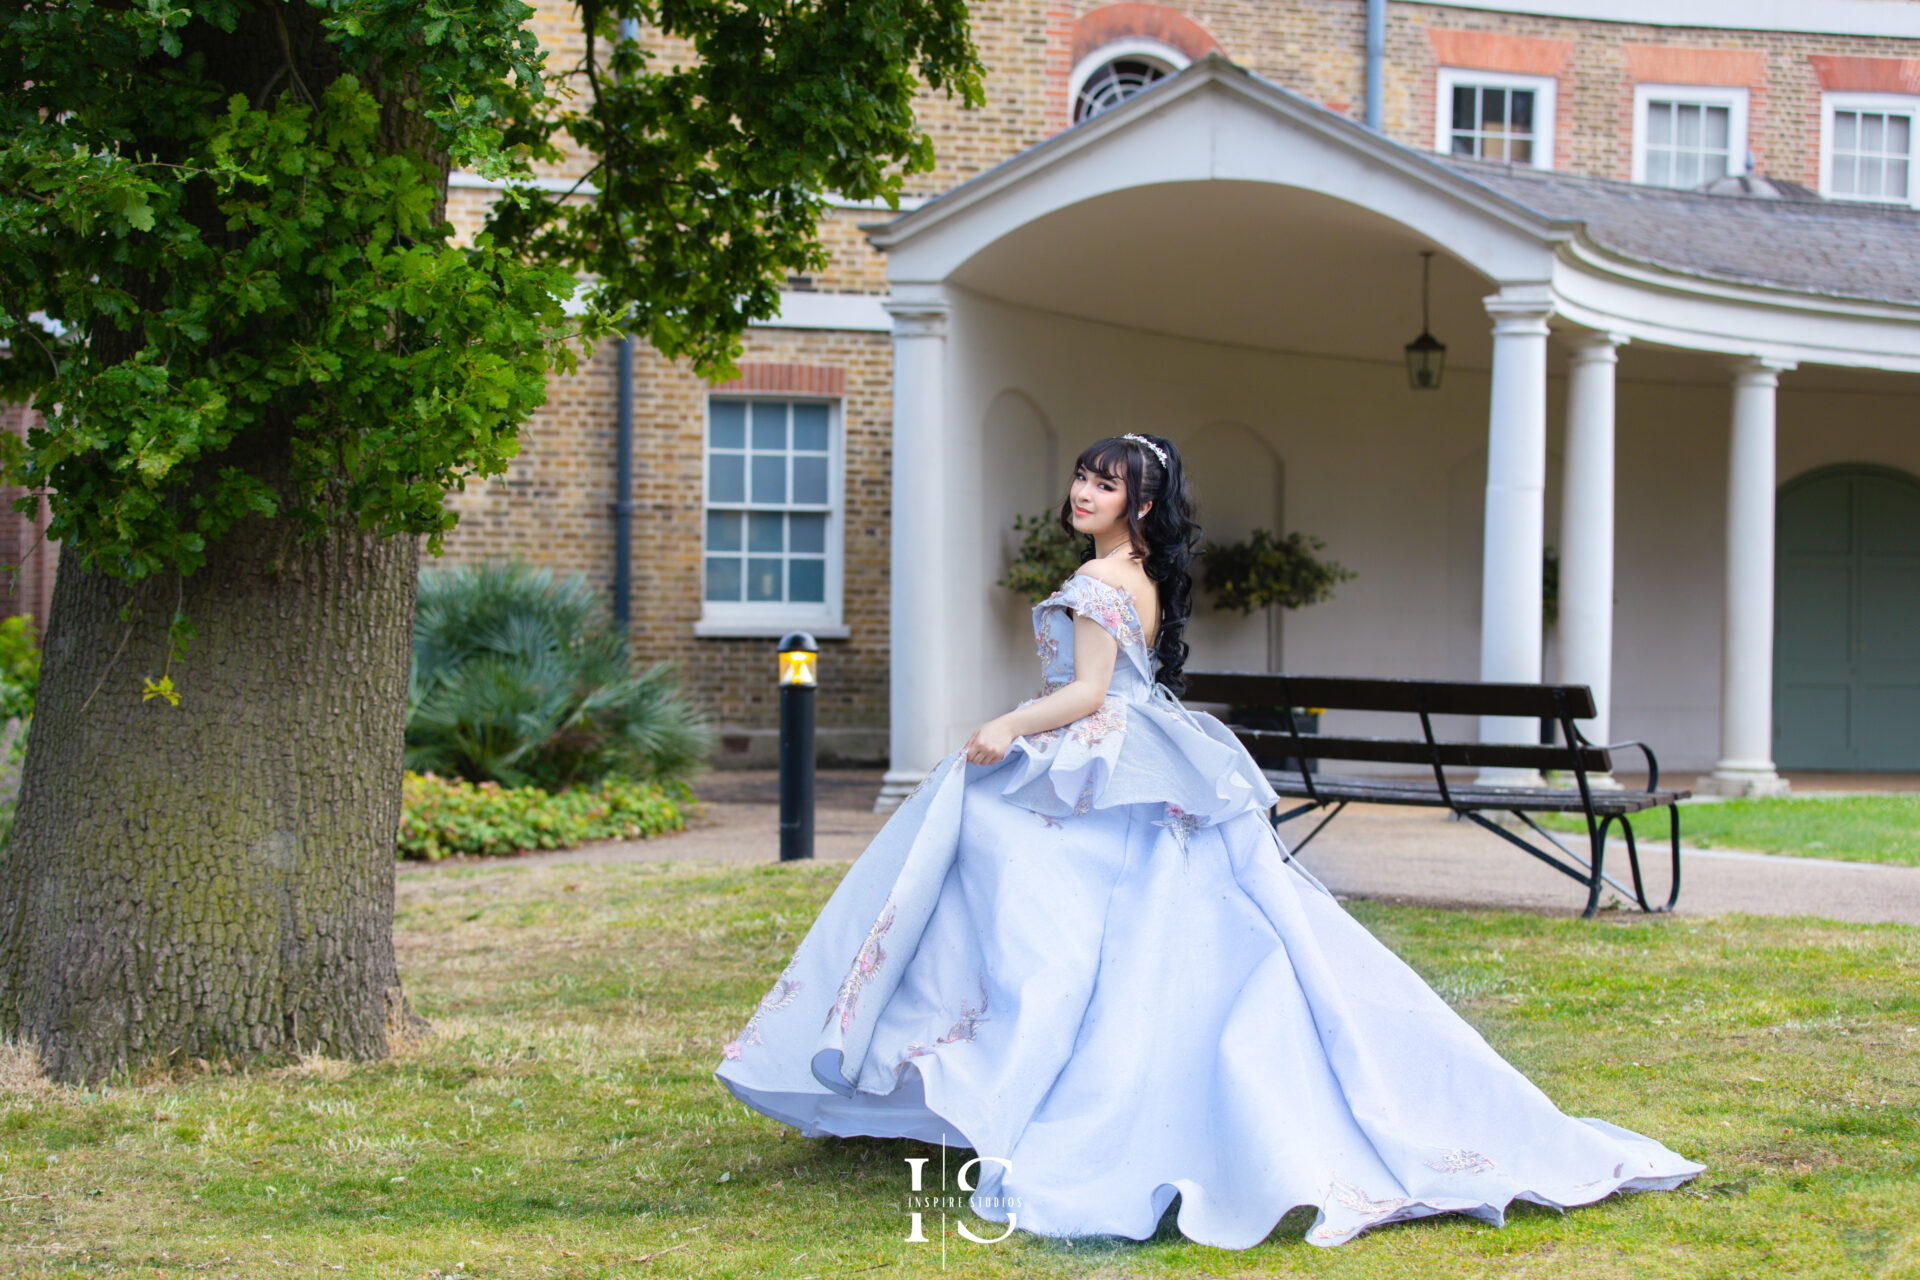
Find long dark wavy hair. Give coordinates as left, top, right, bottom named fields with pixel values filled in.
left=1055, top=433, right=1201, bottom=695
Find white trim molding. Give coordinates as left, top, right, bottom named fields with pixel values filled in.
left=750, top=291, right=893, bottom=332
left=446, top=169, right=926, bottom=214
left=1414, top=0, right=1920, bottom=38
left=1632, top=84, right=1750, bottom=188
left=1818, top=91, right=1920, bottom=209
left=1435, top=67, right=1557, bottom=171
left=696, top=394, right=848, bottom=639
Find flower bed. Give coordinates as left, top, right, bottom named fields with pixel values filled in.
left=398, top=771, right=688, bottom=860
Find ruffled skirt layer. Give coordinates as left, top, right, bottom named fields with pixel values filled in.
left=713, top=734, right=1702, bottom=1248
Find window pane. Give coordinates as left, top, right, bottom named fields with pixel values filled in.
left=1481, top=88, right=1507, bottom=129
left=1509, top=138, right=1532, bottom=164
left=1675, top=104, right=1701, bottom=149
left=705, top=557, right=742, bottom=602
left=746, top=559, right=783, bottom=602
left=1862, top=112, right=1885, bottom=153
left=792, top=404, right=830, bottom=452
left=1451, top=132, right=1477, bottom=156
left=1860, top=156, right=1886, bottom=197
left=1510, top=90, right=1533, bottom=134
left=1648, top=102, right=1673, bottom=145
left=1835, top=111, right=1858, bottom=152
left=748, top=511, right=784, bottom=552
left=708, top=453, right=745, bottom=503
left=1452, top=86, right=1474, bottom=132
left=1833, top=154, right=1858, bottom=194
left=1646, top=150, right=1672, bottom=187
left=751, top=402, right=786, bottom=451
left=790, top=512, right=827, bottom=554
left=1674, top=150, right=1702, bottom=188
left=1704, top=105, right=1730, bottom=151
left=703, top=396, right=841, bottom=611
left=751, top=454, right=786, bottom=503
left=709, top=401, right=746, bottom=450
left=706, top=510, right=742, bottom=553
left=1890, top=114, right=1913, bottom=154
left=1890, top=158, right=1910, bottom=200
left=793, top=455, right=828, bottom=505
left=789, top=558, right=825, bottom=603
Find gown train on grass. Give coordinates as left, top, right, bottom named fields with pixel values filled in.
left=713, top=573, right=1703, bottom=1248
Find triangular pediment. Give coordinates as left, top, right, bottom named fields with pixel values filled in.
left=870, top=54, right=1565, bottom=287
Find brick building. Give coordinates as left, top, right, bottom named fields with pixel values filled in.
left=20, top=2, right=1912, bottom=791
left=433, top=0, right=1920, bottom=799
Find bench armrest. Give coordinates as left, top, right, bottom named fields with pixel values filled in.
left=1596, top=739, right=1661, bottom=793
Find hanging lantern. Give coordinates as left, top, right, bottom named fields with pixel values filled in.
left=1405, top=250, right=1447, bottom=391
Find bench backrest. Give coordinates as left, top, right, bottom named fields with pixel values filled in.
left=1180, top=671, right=1614, bottom=781
left=1182, top=672, right=1597, bottom=721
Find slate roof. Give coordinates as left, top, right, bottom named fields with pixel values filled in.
left=1438, top=155, right=1920, bottom=306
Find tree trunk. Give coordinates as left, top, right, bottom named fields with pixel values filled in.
left=0, top=517, right=426, bottom=1083
left=0, top=1, right=439, bottom=1085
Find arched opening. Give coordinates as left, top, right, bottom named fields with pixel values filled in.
left=1181, top=422, right=1283, bottom=671
left=1774, top=464, right=1920, bottom=770
left=1071, top=42, right=1187, bottom=123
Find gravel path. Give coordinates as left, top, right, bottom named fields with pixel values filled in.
left=488, top=769, right=1920, bottom=926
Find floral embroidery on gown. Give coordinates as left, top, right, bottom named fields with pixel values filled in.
left=712, top=571, right=1704, bottom=1248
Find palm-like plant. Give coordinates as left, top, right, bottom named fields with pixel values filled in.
left=407, top=561, right=713, bottom=790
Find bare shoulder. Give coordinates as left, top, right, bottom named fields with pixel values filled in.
left=1070, top=558, right=1125, bottom=585
left=1072, top=559, right=1158, bottom=621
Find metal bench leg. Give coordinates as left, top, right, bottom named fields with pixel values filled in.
left=1644, top=803, right=1681, bottom=913
left=1583, top=815, right=1610, bottom=919
left=1497, top=810, right=1643, bottom=908
left=1613, top=810, right=1680, bottom=915
left=1272, top=800, right=1347, bottom=856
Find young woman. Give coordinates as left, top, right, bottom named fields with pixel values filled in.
left=713, top=433, right=1703, bottom=1249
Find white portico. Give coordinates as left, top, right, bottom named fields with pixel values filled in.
left=866, top=56, right=1920, bottom=808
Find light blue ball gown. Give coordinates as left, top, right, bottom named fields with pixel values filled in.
left=713, top=571, right=1704, bottom=1248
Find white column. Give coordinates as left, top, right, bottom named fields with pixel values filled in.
left=875, top=294, right=951, bottom=811
left=1557, top=333, right=1625, bottom=773
left=1478, top=290, right=1554, bottom=783
left=1704, top=357, right=1795, bottom=797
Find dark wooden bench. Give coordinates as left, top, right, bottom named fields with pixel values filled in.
left=1182, top=672, right=1690, bottom=919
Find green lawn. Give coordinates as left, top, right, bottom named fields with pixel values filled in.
left=0, top=858, right=1916, bottom=1278
left=1536, top=794, right=1920, bottom=867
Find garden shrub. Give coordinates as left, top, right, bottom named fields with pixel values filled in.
left=408, top=561, right=713, bottom=789
left=398, top=771, right=690, bottom=860
left=0, top=616, right=40, bottom=722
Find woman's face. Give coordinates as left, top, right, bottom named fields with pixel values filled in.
left=1068, top=463, right=1131, bottom=537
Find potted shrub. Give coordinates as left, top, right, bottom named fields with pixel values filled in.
left=999, top=511, right=1089, bottom=604
left=1201, top=529, right=1356, bottom=767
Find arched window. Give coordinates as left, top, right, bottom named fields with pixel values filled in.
left=1069, top=40, right=1190, bottom=123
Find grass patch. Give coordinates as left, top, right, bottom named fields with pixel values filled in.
left=0, top=859, right=1914, bottom=1278
left=1535, top=794, right=1920, bottom=867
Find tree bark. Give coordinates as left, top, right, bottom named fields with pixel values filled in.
left=0, top=1, right=441, bottom=1085
left=0, top=514, right=426, bottom=1083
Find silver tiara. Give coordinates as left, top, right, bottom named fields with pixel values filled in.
left=1121, top=433, right=1168, bottom=470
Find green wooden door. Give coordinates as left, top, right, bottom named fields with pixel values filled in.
left=1774, top=468, right=1920, bottom=770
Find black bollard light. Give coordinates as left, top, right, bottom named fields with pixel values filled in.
left=777, top=632, right=817, bottom=862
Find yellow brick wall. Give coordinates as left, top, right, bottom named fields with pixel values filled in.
left=438, top=328, right=895, bottom=758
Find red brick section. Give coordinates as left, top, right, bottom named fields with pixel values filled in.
left=1044, top=1, right=1075, bottom=134
left=708, top=363, right=846, bottom=396
left=1618, top=46, right=1769, bottom=176
left=1809, top=55, right=1920, bottom=94
left=1424, top=28, right=1571, bottom=77
left=1071, top=4, right=1223, bottom=66
left=1422, top=28, right=1574, bottom=170
left=1624, top=45, right=1766, bottom=87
